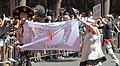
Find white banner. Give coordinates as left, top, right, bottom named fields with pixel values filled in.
left=21, top=19, right=80, bottom=51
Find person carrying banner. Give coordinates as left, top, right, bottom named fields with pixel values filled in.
left=13, top=6, right=34, bottom=66
left=78, top=14, right=106, bottom=66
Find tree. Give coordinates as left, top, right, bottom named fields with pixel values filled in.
left=19, top=0, right=26, bottom=6
left=94, top=0, right=110, bottom=16
left=94, top=0, right=101, bottom=5
left=55, top=0, right=62, bottom=16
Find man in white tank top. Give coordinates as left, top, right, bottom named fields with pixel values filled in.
left=78, top=16, right=106, bottom=66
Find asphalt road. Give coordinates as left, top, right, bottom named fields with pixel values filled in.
left=32, top=53, right=120, bottom=66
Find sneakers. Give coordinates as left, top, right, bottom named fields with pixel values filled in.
left=6, top=61, right=11, bottom=64
left=116, top=63, right=119, bottom=66
left=9, top=58, right=16, bottom=62
left=116, top=61, right=120, bottom=66
left=58, top=56, right=65, bottom=59
left=116, top=60, right=120, bottom=66
left=18, top=59, right=21, bottom=61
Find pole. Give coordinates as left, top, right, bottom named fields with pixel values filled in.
left=3, top=39, right=6, bottom=66
left=101, top=0, right=104, bottom=17
left=50, top=50, right=53, bottom=60
left=118, top=32, right=120, bottom=48
left=3, top=14, right=7, bottom=66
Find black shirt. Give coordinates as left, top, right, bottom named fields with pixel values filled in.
left=103, top=24, right=112, bottom=39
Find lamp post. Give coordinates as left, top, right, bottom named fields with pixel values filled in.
left=101, top=0, right=104, bottom=17
left=118, top=32, right=120, bottom=48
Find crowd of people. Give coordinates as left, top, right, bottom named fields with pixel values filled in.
left=0, top=5, right=120, bottom=66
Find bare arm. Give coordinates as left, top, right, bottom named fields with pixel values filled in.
left=78, top=18, right=98, bottom=35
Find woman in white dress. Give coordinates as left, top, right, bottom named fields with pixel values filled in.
left=78, top=17, right=106, bottom=66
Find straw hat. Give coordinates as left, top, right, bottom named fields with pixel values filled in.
left=105, top=14, right=114, bottom=19
left=13, top=6, right=34, bottom=20
left=105, top=14, right=113, bottom=18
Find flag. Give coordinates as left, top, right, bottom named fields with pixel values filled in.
left=72, top=7, right=79, bottom=16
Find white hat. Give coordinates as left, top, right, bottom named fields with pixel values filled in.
left=81, top=17, right=99, bottom=27
left=105, top=14, right=113, bottom=18
left=83, top=17, right=96, bottom=25
left=102, top=18, right=108, bottom=22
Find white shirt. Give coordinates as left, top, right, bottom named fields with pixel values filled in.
left=81, top=29, right=105, bottom=62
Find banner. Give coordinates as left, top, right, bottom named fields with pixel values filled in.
left=21, top=19, right=80, bottom=51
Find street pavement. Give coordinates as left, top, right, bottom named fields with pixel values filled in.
left=32, top=53, right=120, bottom=66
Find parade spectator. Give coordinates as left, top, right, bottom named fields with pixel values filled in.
left=45, top=16, right=52, bottom=23
left=117, top=16, right=120, bottom=29
left=77, top=14, right=84, bottom=44
left=70, top=14, right=75, bottom=20
left=63, top=15, right=70, bottom=21
left=0, top=15, right=17, bottom=66
left=97, top=19, right=104, bottom=42
left=88, top=11, right=93, bottom=19
left=115, top=16, right=120, bottom=33
left=0, top=19, right=4, bottom=62
left=5, top=20, right=17, bottom=62
left=81, top=12, right=87, bottom=20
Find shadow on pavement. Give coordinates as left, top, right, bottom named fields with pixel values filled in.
left=46, top=58, right=79, bottom=62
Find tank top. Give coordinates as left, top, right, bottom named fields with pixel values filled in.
left=81, top=28, right=105, bottom=62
